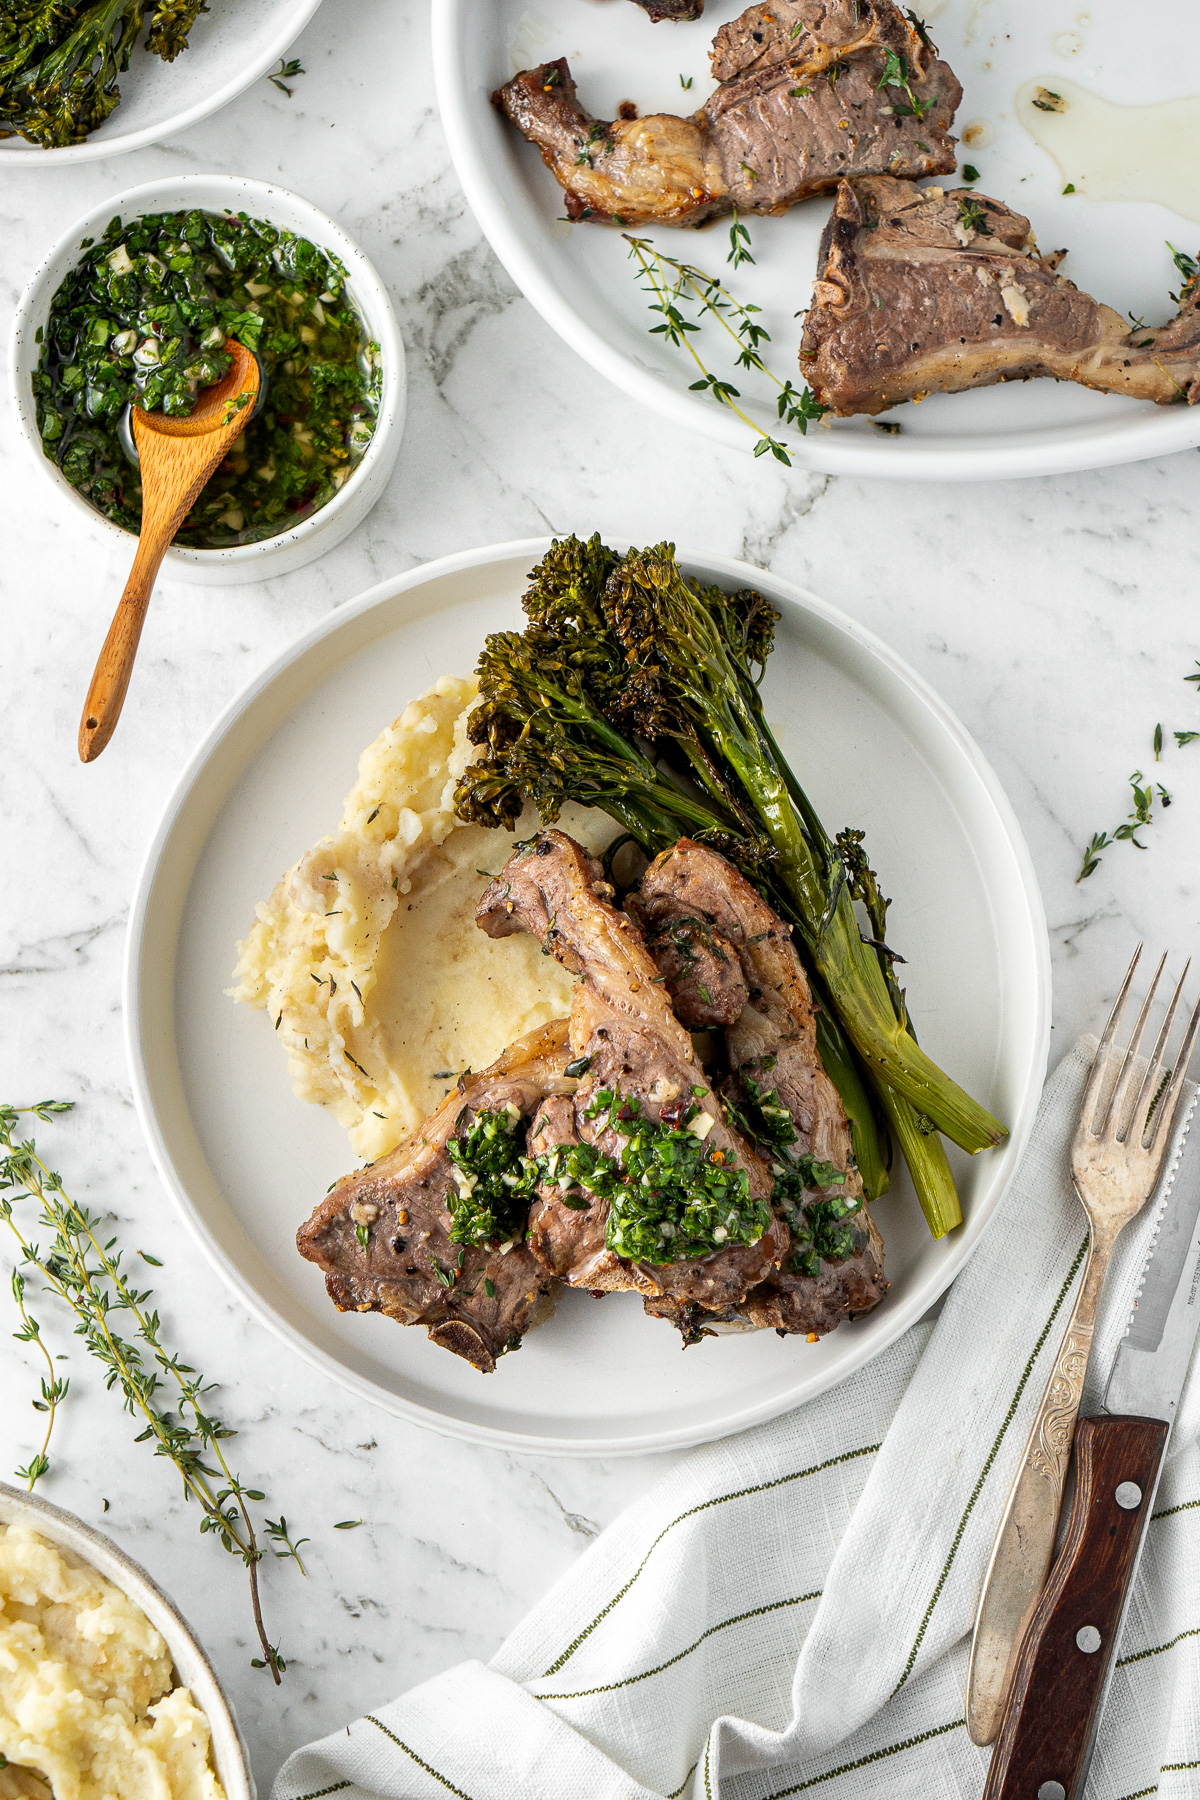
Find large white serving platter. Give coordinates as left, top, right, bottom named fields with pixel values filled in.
left=0, top=0, right=323, bottom=165
left=127, top=540, right=1050, bottom=1455
left=433, top=0, right=1200, bottom=480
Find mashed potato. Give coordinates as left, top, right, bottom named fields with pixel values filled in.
left=230, top=675, right=614, bottom=1160
left=0, top=1523, right=224, bottom=1800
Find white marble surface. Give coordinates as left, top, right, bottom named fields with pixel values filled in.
left=3, top=1, right=1200, bottom=1789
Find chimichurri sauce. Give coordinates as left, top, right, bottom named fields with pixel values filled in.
left=33, top=209, right=381, bottom=549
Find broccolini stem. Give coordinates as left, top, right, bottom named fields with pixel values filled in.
left=869, top=1076, right=963, bottom=1239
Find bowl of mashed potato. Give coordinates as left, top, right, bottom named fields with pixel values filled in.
left=0, top=1482, right=251, bottom=1800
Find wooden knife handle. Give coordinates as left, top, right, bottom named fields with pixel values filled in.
left=983, top=1414, right=1167, bottom=1800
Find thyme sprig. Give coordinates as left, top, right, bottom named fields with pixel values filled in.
left=0, top=1101, right=303, bottom=1683
left=625, top=235, right=827, bottom=465
left=1076, top=770, right=1170, bottom=882
left=1077, top=661, right=1200, bottom=880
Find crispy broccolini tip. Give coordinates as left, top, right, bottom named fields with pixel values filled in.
left=456, top=535, right=1008, bottom=1238
left=0, top=0, right=207, bottom=148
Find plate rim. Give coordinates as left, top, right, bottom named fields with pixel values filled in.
left=0, top=0, right=325, bottom=166
left=125, top=537, right=1051, bottom=1456
left=430, top=0, right=1200, bottom=482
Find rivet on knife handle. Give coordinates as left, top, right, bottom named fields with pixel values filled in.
left=982, top=1414, right=1168, bottom=1800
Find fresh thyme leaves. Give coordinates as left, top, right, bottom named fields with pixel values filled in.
left=268, top=57, right=304, bottom=97
left=0, top=1102, right=302, bottom=1683
left=957, top=196, right=992, bottom=237
left=576, top=121, right=610, bottom=168
left=904, top=9, right=935, bottom=48
left=877, top=48, right=932, bottom=119
left=961, top=163, right=981, bottom=182
left=1076, top=770, right=1169, bottom=882
left=727, top=211, right=755, bottom=271
left=1077, top=657, right=1200, bottom=879
left=679, top=73, right=694, bottom=90
left=625, top=236, right=827, bottom=466
left=334, top=1518, right=363, bottom=1529
left=1169, top=243, right=1200, bottom=304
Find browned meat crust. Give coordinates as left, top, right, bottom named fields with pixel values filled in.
left=492, top=1, right=959, bottom=228
left=633, top=840, right=887, bottom=1339
left=295, top=1022, right=574, bottom=1372
left=624, top=895, right=748, bottom=1027
left=801, top=175, right=1200, bottom=416
left=477, top=830, right=786, bottom=1313
left=634, top=0, right=703, bottom=18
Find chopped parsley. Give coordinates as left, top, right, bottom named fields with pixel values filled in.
left=725, top=1064, right=863, bottom=1276
left=33, top=208, right=381, bottom=548
left=536, top=1088, right=772, bottom=1266
left=445, top=1104, right=537, bottom=1248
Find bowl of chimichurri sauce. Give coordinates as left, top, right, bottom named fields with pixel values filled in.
left=12, top=175, right=406, bottom=583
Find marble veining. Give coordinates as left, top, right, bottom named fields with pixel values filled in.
left=3, top=0, right=1200, bottom=1788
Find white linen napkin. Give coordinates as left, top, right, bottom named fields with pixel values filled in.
left=273, top=1041, right=1200, bottom=1800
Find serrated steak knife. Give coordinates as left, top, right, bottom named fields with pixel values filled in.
left=984, top=1092, right=1200, bottom=1800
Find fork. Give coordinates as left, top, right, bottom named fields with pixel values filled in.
left=966, top=945, right=1200, bottom=1746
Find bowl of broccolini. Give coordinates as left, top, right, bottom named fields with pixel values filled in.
left=0, top=0, right=325, bottom=163
left=11, top=173, right=406, bottom=583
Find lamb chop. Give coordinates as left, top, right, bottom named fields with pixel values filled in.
left=801, top=175, right=1200, bottom=416
left=296, top=1021, right=575, bottom=1373
left=633, top=0, right=703, bottom=19
left=476, top=830, right=787, bottom=1314
left=493, top=0, right=959, bottom=228
left=630, top=840, right=887, bottom=1340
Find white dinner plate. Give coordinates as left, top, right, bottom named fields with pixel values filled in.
left=432, top=0, right=1200, bottom=480
left=126, top=540, right=1050, bottom=1455
left=0, top=0, right=324, bottom=165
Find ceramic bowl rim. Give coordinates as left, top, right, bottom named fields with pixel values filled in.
left=8, top=172, right=405, bottom=571
left=0, top=1479, right=253, bottom=1798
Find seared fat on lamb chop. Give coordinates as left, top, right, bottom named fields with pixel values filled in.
left=630, top=840, right=887, bottom=1339
left=476, top=830, right=787, bottom=1313
left=493, top=0, right=960, bottom=228
left=296, top=1021, right=575, bottom=1372
left=802, top=175, right=1200, bottom=416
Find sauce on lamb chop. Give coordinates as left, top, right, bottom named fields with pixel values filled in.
left=801, top=175, right=1200, bottom=416
left=632, top=840, right=887, bottom=1341
left=493, top=0, right=959, bottom=228
left=296, top=1021, right=576, bottom=1372
left=476, top=830, right=786, bottom=1313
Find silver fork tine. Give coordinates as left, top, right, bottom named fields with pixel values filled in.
left=1107, top=951, right=1168, bottom=1140
left=1132, top=958, right=1191, bottom=1146
left=1080, top=944, right=1142, bottom=1137
left=1145, top=987, right=1200, bottom=1155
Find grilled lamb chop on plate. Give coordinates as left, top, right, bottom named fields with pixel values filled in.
left=476, top=830, right=786, bottom=1315
left=296, top=1021, right=575, bottom=1373
left=493, top=0, right=959, bottom=228
left=630, top=840, right=887, bottom=1340
left=802, top=175, right=1200, bottom=416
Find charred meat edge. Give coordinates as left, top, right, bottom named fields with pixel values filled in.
left=296, top=1020, right=577, bottom=1373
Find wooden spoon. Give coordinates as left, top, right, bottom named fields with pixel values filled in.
left=77, top=338, right=261, bottom=763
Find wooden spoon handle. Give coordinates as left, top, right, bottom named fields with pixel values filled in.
left=78, top=515, right=176, bottom=763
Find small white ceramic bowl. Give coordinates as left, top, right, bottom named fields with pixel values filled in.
left=10, top=174, right=406, bottom=585
left=0, top=1480, right=254, bottom=1797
